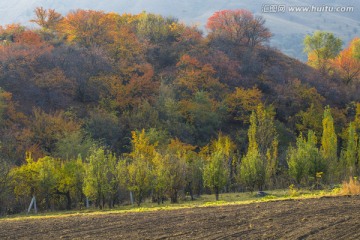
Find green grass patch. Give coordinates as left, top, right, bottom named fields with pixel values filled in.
left=0, top=188, right=341, bottom=222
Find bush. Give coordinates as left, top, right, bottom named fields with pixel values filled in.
left=341, top=177, right=360, bottom=195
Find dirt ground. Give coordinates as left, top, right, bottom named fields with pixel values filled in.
left=1, top=195, right=360, bottom=239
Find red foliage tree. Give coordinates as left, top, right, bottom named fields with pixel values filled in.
left=206, top=9, right=271, bottom=48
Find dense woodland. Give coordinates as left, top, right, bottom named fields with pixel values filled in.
left=0, top=8, right=360, bottom=214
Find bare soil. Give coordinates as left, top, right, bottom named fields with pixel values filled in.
left=1, top=195, right=360, bottom=239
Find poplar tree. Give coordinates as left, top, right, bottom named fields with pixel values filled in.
left=288, top=130, right=323, bottom=186
left=203, top=134, right=234, bottom=200
left=340, top=123, right=358, bottom=179
left=240, top=112, right=263, bottom=191
left=320, top=106, right=338, bottom=183
left=126, top=130, right=156, bottom=206
left=240, top=105, right=278, bottom=191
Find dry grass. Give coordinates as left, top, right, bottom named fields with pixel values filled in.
left=341, top=177, right=360, bottom=195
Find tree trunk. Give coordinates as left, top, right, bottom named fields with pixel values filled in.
left=215, top=187, right=219, bottom=201
left=171, top=189, right=178, bottom=204
left=65, top=191, right=71, bottom=210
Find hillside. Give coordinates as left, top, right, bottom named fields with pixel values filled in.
left=0, top=0, right=359, bottom=60
left=0, top=8, right=359, bottom=215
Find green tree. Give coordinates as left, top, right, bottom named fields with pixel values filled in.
left=320, top=106, right=338, bottom=183
left=287, top=131, right=324, bottom=186
left=126, top=130, right=157, bottom=206
left=240, top=112, right=263, bottom=191
left=83, top=146, right=118, bottom=209
left=55, top=157, right=85, bottom=210
left=304, top=31, right=342, bottom=74
left=240, top=105, right=278, bottom=191
left=340, top=123, right=358, bottom=179
left=202, top=134, right=234, bottom=200
left=0, top=155, right=11, bottom=215
left=11, top=154, right=58, bottom=210
left=54, top=131, right=95, bottom=160
left=162, top=139, right=190, bottom=203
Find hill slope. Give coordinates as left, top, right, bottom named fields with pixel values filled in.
left=1, top=0, right=359, bottom=60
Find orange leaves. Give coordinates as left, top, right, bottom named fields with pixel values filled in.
left=175, top=55, right=224, bottom=99
left=206, top=9, right=271, bottom=47
left=58, top=10, right=111, bottom=47
left=332, top=38, right=360, bottom=84
left=14, top=31, right=43, bottom=46
left=0, top=29, right=52, bottom=63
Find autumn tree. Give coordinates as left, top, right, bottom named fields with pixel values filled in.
left=206, top=9, right=271, bottom=48
left=58, top=10, right=111, bottom=47
left=174, top=55, right=224, bottom=99
left=164, top=139, right=192, bottom=203
left=126, top=129, right=157, bottom=206
left=304, top=31, right=342, bottom=74
left=332, top=37, right=360, bottom=84
left=11, top=154, right=58, bottom=210
left=31, top=68, right=75, bottom=110
left=225, top=87, right=263, bottom=124
left=240, top=112, right=262, bottom=191
left=83, top=146, right=118, bottom=209
left=55, top=157, right=84, bottom=210
left=203, top=134, right=235, bottom=200
left=30, top=7, right=62, bottom=31
left=320, top=106, right=338, bottom=183
left=31, top=109, right=81, bottom=154
left=340, top=123, right=358, bottom=179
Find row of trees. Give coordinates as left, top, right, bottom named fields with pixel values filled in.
left=2, top=104, right=360, bottom=213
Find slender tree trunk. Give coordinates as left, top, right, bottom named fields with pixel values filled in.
left=65, top=191, right=71, bottom=210
left=171, top=189, right=178, bottom=203
left=215, top=187, right=219, bottom=201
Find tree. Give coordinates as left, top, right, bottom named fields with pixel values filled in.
left=11, top=154, right=58, bottom=211
left=287, top=131, right=324, bottom=186
left=0, top=155, right=11, bottom=215
left=239, top=105, right=278, bottom=191
left=30, top=7, right=62, bottom=31
left=31, top=109, right=81, bottom=154
left=240, top=112, right=263, bottom=191
left=352, top=38, right=360, bottom=60
left=179, top=91, right=223, bottom=146
left=206, top=9, right=271, bottom=48
left=304, top=31, right=342, bottom=74
left=203, top=134, right=234, bottom=200
left=83, top=146, right=118, bottom=209
left=58, top=10, right=111, bottom=48
left=164, top=139, right=191, bottom=203
left=320, top=106, right=338, bottom=183
left=126, top=130, right=157, bottom=206
left=225, top=87, right=263, bottom=124
left=55, top=157, right=85, bottom=210
left=174, top=55, right=224, bottom=99
left=340, top=123, right=358, bottom=179
left=332, top=38, right=360, bottom=84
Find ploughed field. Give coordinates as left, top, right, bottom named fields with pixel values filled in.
left=1, top=195, right=360, bottom=239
